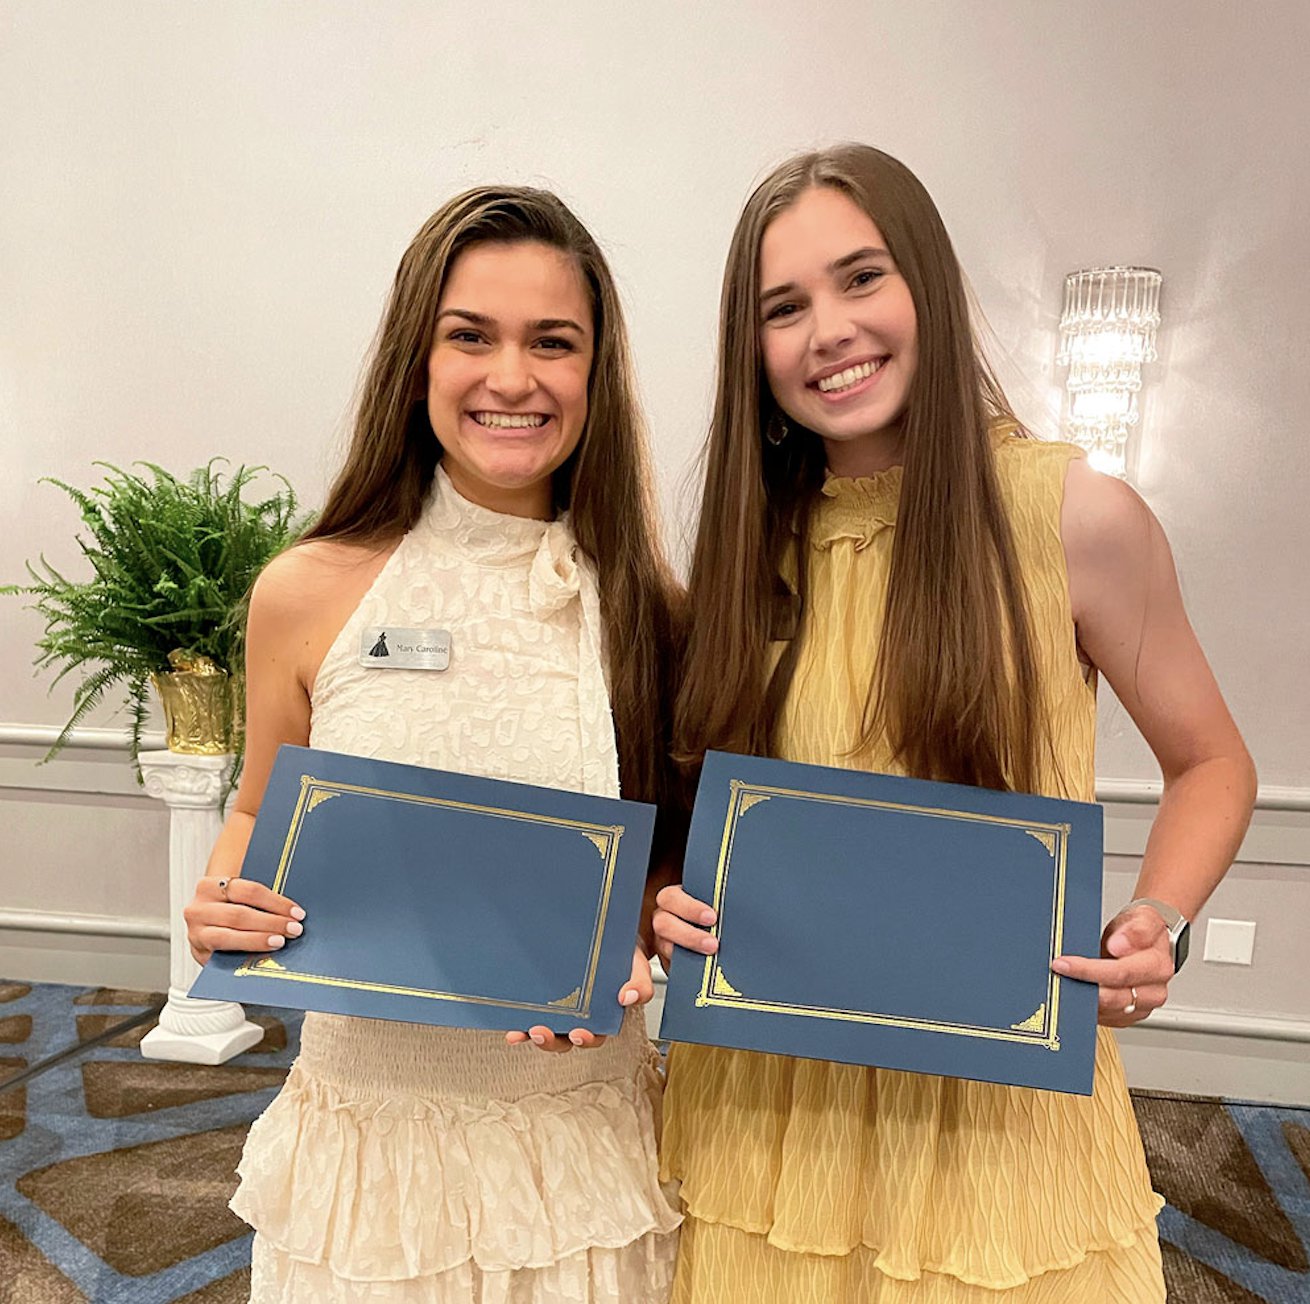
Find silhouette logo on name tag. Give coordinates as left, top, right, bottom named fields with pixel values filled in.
left=359, top=627, right=451, bottom=671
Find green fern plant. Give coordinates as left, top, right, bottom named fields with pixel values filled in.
left=3, top=461, right=309, bottom=775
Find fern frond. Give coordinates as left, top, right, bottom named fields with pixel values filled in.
left=7, top=461, right=308, bottom=775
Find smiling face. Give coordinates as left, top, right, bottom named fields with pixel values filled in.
left=758, top=185, right=919, bottom=476
left=426, top=240, right=594, bottom=519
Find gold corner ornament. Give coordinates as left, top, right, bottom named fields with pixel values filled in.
left=549, top=986, right=583, bottom=1008
left=582, top=831, right=610, bottom=858
left=738, top=792, right=771, bottom=816
left=1024, top=828, right=1057, bottom=857
left=1010, top=1002, right=1046, bottom=1032
left=254, top=956, right=287, bottom=972
left=307, top=788, right=339, bottom=814
left=711, top=967, right=743, bottom=998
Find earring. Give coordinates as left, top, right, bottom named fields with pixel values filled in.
left=766, top=415, right=790, bottom=447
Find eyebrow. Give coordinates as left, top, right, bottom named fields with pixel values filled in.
left=435, top=308, right=586, bottom=334
left=758, top=246, right=892, bottom=305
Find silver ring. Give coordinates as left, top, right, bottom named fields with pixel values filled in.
left=216, top=877, right=231, bottom=902
left=1124, top=986, right=1138, bottom=1016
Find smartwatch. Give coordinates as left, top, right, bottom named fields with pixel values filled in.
left=1122, top=897, right=1190, bottom=973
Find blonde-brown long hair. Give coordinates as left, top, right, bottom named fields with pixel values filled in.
left=303, top=187, right=681, bottom=806
left=676, top=145, right=1044, bottom=793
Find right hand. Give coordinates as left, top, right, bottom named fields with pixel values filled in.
left=184, top=875, right=306, bottom=965
left=652, top=883, right=719, bottom=973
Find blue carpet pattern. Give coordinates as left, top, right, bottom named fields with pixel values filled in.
left=1, top=978, right=1307, bottom=1302
left=0, top=980, right=299, bottom=1302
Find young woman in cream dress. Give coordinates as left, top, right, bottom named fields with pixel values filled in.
left=185, top=187, right=682, bottom=1302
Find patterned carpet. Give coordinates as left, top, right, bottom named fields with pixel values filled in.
left=1, top=978, right=1307, bottom=1302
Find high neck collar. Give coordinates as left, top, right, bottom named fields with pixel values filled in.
left=810, top=465, right=903, bottom=550
left=808, top=419, right=1022, bottom=550
left=421, top=463, right=558, bottom=565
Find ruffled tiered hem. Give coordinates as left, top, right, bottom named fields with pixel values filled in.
left=670, top=1215, right=1163, bottom=1303
left=233, top=1018, right=680, bottom=1300
left=662, top=1029, right=1164, bottom=1301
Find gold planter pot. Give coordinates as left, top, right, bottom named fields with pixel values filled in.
left=150, top=651, right=243, bottom=755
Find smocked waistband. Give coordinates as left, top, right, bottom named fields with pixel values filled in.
left=295, top=1007, right=657, bottom=1101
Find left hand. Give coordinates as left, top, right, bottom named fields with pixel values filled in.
left=505, top=945, right=653, bottom=1053
left=1051, top=905, right=1174, bottom=1027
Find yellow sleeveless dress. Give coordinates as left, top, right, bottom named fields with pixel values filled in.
left=661, top=433, right=1167, bottom=1302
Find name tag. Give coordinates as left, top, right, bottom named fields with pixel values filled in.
left=359, top=627, right=451, bottom=671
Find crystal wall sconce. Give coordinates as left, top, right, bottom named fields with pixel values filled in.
left=1057, top=266, right=1162, bottom=478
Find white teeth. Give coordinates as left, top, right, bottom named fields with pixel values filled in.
left=816, top=359, right=883, bottom=393
left=470, top=412, right=548, bottom=429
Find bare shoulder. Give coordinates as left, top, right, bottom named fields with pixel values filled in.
left=1061, top=459, right=1180, bottom=632
left=1061, top=458, right=1159, bottom=571
left=251, top=538, right=398, bottom=626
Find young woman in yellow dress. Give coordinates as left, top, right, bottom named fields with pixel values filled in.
left=654, top=144, right=1256, bottom=1302
left=184, top=186, right=683, bottom=1302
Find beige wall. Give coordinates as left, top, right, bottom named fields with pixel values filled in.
left=2, top=2, right=1306, bottom=1096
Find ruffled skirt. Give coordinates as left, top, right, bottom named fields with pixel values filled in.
left=661, top=1027, right=1164, bottom=1302
left=233, top=1009, right=680, bottom=1302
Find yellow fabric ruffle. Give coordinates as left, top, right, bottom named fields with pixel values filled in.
left=669, top=1217, right=1163, bottom=1303
left=662, top=1030, right=1163, bottom=1297
left=662, top=435, right=1166, bottom=1301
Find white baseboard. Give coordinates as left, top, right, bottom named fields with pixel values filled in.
left=1117, top=1018, right=1310, bottom=1106
left=0, top=928, right=169, bottom=991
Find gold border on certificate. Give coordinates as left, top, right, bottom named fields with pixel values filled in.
left=234, top=774, right=626, bottom=1018
left=694, top=780, right=1070, bottom=1052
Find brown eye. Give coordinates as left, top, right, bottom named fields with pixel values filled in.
left=849, top=269, right=883, bottom=290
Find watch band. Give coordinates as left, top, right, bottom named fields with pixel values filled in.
left=1122, top=897, right=1190, bottom=972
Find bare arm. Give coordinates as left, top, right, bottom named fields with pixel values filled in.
left=185, top=543, right=388, bottom=962
left=1053, top=459, right=1257, bottom=1022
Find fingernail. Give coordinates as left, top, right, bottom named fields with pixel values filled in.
left=702, top=937, right=719, bottom=953
left=530, top=1033, right=545, bottom=1045
left=286, top=921, right=303, bottom=938
left=267, top=935, right=285, bottom=950
left=700, top=910, right=717, bottom=926
left=621, top=988, right=639, bottom=1006
left=569, top=1031, right=586, bottom=1046
left=290, top=906, right=306, bottom=921
left=1051, top=958, right=1071, bottom=975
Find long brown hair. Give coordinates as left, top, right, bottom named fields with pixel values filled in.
left=676, top=145, right=1044, bottom=793
left=303, top=187, right=681, bottom=806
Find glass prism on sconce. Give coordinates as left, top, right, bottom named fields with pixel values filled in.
left=1058, top=267, right=1162, bottom=478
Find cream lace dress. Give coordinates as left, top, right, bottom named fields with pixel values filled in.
left=232, top=464, right=681, bottom=1302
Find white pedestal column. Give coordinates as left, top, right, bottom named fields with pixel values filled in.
left=138, top=749, right=263, bottom=1064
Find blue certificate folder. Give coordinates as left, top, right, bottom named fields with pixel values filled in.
left=659, top=751, right=1102, bottom=1094
left=189, top=745, right=654, bottom=1035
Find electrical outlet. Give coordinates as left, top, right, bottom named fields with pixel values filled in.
left=1203, top=919, right=1256, bottom=965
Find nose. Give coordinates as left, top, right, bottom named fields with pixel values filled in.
left=487, top=346, right=535, bottom=402
left=809, top=293, right=856, bottom=354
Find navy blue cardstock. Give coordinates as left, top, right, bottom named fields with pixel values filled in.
left=190, top=745, right=654, bottom=1034
left=659, top=751, right=1102, bottom=1094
